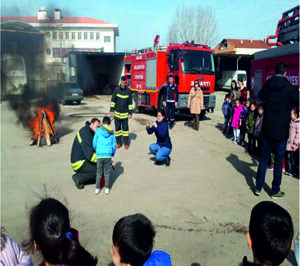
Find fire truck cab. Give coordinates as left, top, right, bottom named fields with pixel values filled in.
left=124, top=42, right=216, bottom=115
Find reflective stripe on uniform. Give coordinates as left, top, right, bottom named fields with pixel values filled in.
left=128, top=104, right=133, bottom=110
left=71, top=160, right=85, bottom=171
left=111, top=102, right=115, bottom=107
left=122, top=130, right=129, bottom=137
left=77, top=132, right=82, bottom=143
left=115, top=130, right=122, bottom=137
left=117, top=94, right=129, bottom=99
left=114, top=111, right=129, bottom=119
left=91, top=152, right=97, bottom=163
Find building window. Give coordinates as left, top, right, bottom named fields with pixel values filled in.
left=90, top=32, right=94, bottom=40
left=72, top=32, right=76, bottom=40
left=65, top=32, right=69, bottom=40
left=84, top=32, right=88, bottom=40
left=53, top=32, right=57, bottom=40
left=96, top=32, right=100, bottom=40
left=104, top=36, right=111, bottom=43
left=59, top=32, right=63, bottom=40
left=46, top=32, right=51, bottom=38
left=78, top=32, right=82, bottom=40
left=46, top=48, right=51, bottom=55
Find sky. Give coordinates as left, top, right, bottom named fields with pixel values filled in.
left=2, top=0, right=298, bottom=51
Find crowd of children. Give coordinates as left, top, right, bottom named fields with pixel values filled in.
left=222, top=79, right=299, bottom=178
left=0, top=198, right=297, bottom=266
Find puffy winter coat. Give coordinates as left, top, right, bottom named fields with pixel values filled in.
left=93, top=125, right=117, bottom=158
left=246, top=110, right=257, bottom=134
left=231, top=105, right=243, bottom=129
left=286, top=118, right=300, bottom=151
left=188, top=87, right=204, bottom=114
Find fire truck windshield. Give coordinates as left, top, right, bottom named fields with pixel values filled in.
left=181, top=50, right=215, bottom=74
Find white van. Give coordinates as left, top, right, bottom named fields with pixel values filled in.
left=216, top=70, right=247, bottom=90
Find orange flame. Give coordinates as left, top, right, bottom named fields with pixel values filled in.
left=29, top=104, right=56, bottom=139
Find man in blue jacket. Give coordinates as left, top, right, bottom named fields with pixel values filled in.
left=93, top=116, right=117, bottom=195
left=71, top=118, right=100, bottom=189
left=162, top=75, right=179, bottom=129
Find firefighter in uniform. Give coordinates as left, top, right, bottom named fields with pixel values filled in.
left=71, top=118, right=100, bottom=189
left=163, top=75, right=179, bottom=129
left=110, top=76, right=133, bottom=149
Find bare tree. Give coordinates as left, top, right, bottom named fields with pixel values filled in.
left=167, top=5, right=219, bottom=48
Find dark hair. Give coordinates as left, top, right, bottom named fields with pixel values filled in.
left=112, top=213, right=156, bottom=266
left=121, top=76, right=127, bottom=81
left=250, top=101, right=257, bottom=108
left=275, top=62, right=287, bottom=75
left=168, top=74, right=173, bottom=78
left=249, top=201, right=294, bottom=265
left=26, top=198, right=97, bottom=265
left=225, top=94, right=230, bottom=100
left=90, top=118, right=100, bottom=124
left=231, top=80, right=238, bottom=91
left=291, top=106, right=299, bottom=118
left=194, top=79, right=199, bottom=85
left=158, top=109, right=166, bottom=119
left=102, top=116, right=111, bottom=125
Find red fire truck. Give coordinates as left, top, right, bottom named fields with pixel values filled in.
left=250, top=6, right=299, bottom=97
left=124, top=39, right=216, bottom=116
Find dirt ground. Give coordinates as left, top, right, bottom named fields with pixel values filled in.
left=1, top=91, right=299, bottom=266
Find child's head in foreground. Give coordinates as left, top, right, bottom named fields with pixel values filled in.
left=27, top=198, right=97, bottom=266
left=111, top=213, right=156, bottom=266
left=248, top=201, right=294, bottom=266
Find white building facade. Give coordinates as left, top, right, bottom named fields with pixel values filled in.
left=2, top=9, right=119, bottom=82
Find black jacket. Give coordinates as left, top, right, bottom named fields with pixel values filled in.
left=258, top=75, right=298, bottom=141
left=110, top=85, right=133, bottom=119
left=163, top=83, right=179, bottom=102
left=71, top=121, right=97, bottom=170
left=242, top=256, right=263, bottom=266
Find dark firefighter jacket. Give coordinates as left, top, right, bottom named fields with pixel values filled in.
left=110, top=85, right=133, bottom=119
left=71, top=121, right=97, bottom=171
left=163, top=83, right=179, bottom=102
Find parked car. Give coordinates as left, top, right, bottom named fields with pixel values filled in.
left=58, top=82, right=84, bottom=105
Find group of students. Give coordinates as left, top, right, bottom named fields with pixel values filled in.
left=1, top=198, right=298, bottom=266
left=222, top=79, right=299, bottom=178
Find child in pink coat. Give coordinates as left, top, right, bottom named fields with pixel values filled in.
left=231, top=99, right=244, bottom=144
left=285, top=107, right=299, bottom=178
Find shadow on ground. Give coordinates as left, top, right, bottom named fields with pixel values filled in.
left=226, top=153, right=272, bottom=195
left=110, top=161, right=124, bottom=189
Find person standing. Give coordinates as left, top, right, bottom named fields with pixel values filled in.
left=71, top=118, right=100, bottom=189
left=110, top=76, right=133, bottom=149
left=254, top=62, right=298, bottom=198
left=238, top=78, right=248, bottom=105
left=230, top=80, right=239, bottom=100
left=285, top=107, right=299, bottom=178
left=231, top=99, right=243, bottom=144
left=93, top=116, right=117, bottom=195
left=146, top=110, right=172, bottom=166
left=162, top=75, right=179, bottom=129
left=188, top=79, right=204, bottom=131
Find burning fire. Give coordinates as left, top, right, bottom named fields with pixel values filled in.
left=29, top=104, right=57, bottom=144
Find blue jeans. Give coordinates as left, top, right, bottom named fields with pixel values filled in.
left=256, top=138, right=287, bottom=194
left=149, top=143, right=171, bottom=161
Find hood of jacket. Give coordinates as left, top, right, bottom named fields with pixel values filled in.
left=98, top=125, right=113, bottom=138
left=144, top=250, right=172, bottom=266
left=267, top=75, right=290, bottom=92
